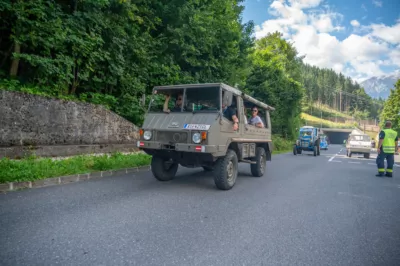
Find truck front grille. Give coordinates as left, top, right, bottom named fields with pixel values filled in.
left=301, top=141, right=309, bottom=147
left=156, top=131, right=188, bottom=143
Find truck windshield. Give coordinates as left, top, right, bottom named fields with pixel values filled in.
left=184, top=86, right=220, bottom=112
left=148, top=89, right=184, bottom=113
left=147, top=86, right=220, bottom=113
left=300, top=129, right=313, bottom=136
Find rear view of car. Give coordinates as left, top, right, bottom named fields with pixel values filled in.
left=346, top=133, right=372, bottom=158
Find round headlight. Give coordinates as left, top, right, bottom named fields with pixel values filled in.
left=143, top=131, right=152, bottom=140
left=192, top=133, right=201, bottom=144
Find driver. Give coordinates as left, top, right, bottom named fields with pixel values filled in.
left=163, top=93, right=183, bottom=112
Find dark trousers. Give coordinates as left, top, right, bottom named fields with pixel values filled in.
left=376, top=152, right=394, bottom=175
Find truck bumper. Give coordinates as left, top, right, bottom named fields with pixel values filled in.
left=348, top=147, right=371, bottom=154
left=137, top=141, right=218, bottom=153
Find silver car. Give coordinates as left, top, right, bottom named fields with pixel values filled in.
left=346, top=133, right=372, bottom=158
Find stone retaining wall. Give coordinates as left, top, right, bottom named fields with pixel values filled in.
left=0, top=90, right=139, bottom=158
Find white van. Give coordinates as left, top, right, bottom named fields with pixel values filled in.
left=346, top=133, right=372, bottom=158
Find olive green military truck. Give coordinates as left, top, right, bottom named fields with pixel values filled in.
left=137, top=83, right=275, bottom=190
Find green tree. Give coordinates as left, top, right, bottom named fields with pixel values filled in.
left=380, top=79, right=400, bottom=133
left=0, top=0, right=253, bottom=126
left=245, top=32, right=304, bottom=139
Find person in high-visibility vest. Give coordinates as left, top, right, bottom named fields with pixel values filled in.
left=376, top=120, right=398, bottom=177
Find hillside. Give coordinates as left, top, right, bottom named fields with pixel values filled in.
left=300, top=63, right=381, bottom=119
left=301, top=113, right=356, bottom=129
left=302, top=104, right=352, bottom=120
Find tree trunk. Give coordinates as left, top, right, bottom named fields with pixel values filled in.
left=0, top=44, right=13, bottom=69
left=9, top=42, right=20, bottom=77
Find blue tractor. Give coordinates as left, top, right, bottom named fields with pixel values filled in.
left=293, top=126, right=321, bottom=156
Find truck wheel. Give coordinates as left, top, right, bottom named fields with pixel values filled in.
left=151, top=156, right=178, bottom=181
left=251, top=147, right=267, bottom=177
left=293, top=145, right=297, bottom=155
left=213, top=149, right=238, bottom=190
left=313, top=146, right=317, bottom=156
left=364, top=153, right=370, bottom=159
left=203, top=166, right=213, bottom=171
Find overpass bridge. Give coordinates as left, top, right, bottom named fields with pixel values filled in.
left=320, top=128, right=365, bottom=144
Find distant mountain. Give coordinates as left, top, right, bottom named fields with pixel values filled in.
left=360, top=72, right=400, bottom=99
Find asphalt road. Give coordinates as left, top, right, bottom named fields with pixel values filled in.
left=1, top=145, right=400, bottom=266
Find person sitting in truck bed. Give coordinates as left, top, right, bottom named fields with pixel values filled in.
left=222, top=97, right=239, bottom=131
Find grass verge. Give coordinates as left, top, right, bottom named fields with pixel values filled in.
left=302, top=104, right=352, bottom=120
left=301, top=113, right=356, bottom=129
left=0, top=152, right=151, bottom=183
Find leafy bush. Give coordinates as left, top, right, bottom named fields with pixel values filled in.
left=272, top=135, right=293, bottom=153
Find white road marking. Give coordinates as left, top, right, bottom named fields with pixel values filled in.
left=328, top=154, right=336, bottom=162
left=331, top=160, right=342, bottom=163
left=348, top=162, right=361, bottom=164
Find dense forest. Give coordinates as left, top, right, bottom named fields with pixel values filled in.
left=300, top=64, right=384, bottom=120
left=0, top=0, right=383, bottom=139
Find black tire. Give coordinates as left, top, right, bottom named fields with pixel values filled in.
left=203, top=166, right=213, bottom=171
left=251, top=147, right=267, bottom=177
left=364, top=153, right=370, bottom=159
left=213, top=149, right=238, bottom=190
left=293, top=145, right=297, bottom=155
left=151, top=156, right=178, bottom=181
left=298, top=149, right=302, bottom=154
left=313, top=146, right=317, bottom=156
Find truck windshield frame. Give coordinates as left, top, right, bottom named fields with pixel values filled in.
left=148, top=86, right=221, bottom=113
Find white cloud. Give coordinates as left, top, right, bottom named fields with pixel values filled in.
left=288, top=0, right=323, bottom=8
left=351, top=20, right=360, bottom=27
left=309, top=12, right=344, bottom=32
left=269, top=1, right=308, bottom=23
left=254, top=0, right=399, bottom=81
left=369, top=22, right=400, bottom=44
left=372, top=0, right=382, bottom=7
left=389, top=46, right=400, bottom=67
left=341, top=34, right=389, bottom=62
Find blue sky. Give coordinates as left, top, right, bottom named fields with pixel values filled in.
left=242, top=0, right=400, bottom=82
